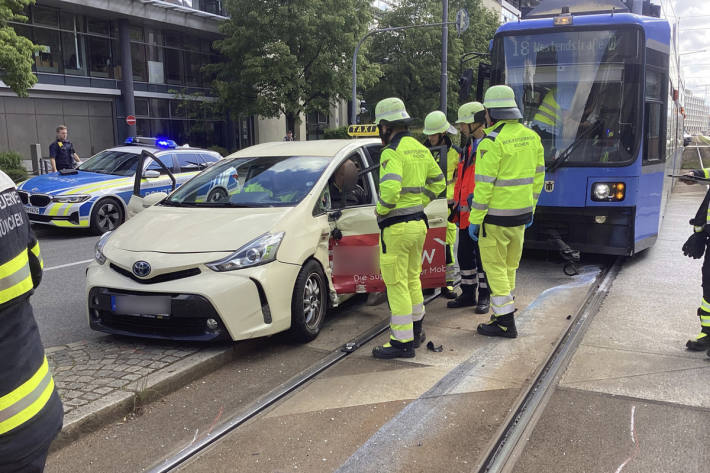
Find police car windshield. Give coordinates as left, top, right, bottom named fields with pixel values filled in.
left=492, top=28, right=641, bottom=165
left=78, top=150, right=141, bottom=176
left=164, top=155, right=330, bottom=207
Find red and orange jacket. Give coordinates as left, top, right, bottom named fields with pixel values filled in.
left=451, top=137, right=482, bottom=229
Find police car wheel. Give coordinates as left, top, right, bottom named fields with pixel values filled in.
left=289, top=260, right=327, bottom=342
left=90, top=198, right=124, bottom=235
left=207, top=187, right=228, bottom=203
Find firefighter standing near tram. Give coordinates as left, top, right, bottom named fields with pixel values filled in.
left=0, top=170, right=63, bottom=472
left=447, top=102, right=491, bottom=313
left=469, top=86, right=545, bottom=338
left=372, top=98, right=446, bottom=359
left=422, top=110, right=460, bottom=299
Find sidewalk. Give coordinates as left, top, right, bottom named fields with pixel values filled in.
left=47, top=337, right=232, bottom=448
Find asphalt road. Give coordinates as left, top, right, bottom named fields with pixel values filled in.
left=31, top=225, right=103, bottom=347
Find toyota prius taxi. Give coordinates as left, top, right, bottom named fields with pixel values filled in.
left=86, top=138, right=450, bottom=342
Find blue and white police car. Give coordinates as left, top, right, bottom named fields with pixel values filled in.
left=17, top=137, right=221, bottom=234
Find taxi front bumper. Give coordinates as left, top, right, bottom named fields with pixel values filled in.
left=86, top=259, right=301, bottom=342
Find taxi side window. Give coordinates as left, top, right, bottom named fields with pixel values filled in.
left=147, top=154, right=175, bottom=174
left=328, top=155, right=373, bottom=209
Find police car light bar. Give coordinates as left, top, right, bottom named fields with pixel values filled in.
left=124, top=136, right=178, bottom=149
left=347, top=124, right=379, bottom=137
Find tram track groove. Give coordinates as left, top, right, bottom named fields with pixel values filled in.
left=475, top=257, right=623, bottom=473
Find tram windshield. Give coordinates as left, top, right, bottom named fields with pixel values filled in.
left=492, top=29, right=641, bottom=165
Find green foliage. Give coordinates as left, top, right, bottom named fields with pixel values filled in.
left=0, top=150, right=27, bottom=182
left=208, top=145, right=228, bottom=156
left=323, top=126, right=350, bottom=139
left=363, top=0, right=499, bottom=121
left=0, top=0, right=39, bottom=97
left=213, top=0, right=381, bottom=127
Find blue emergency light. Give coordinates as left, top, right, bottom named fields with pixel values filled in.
left=124, top=136, right=177, bottom=148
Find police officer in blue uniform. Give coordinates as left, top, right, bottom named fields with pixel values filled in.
left=0, top=170, right=63, bottom=472
left=49, top=125, right=80, bottom=172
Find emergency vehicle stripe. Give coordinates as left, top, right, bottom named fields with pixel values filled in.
left=378, top=197, right=396, bottom=209
left=487, top=206, right=533, bottom=216
left=0, top=357, right=54, bottom=435
left=0, top=251, right=33, bottom=304
left=30, top=241, right=43, bottom=269
left=381, top=173, right=402, bottom=183
left=47, top=203, right=63, bottom=216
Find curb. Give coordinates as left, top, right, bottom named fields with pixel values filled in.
left=50, top=345, right=234, bottom=452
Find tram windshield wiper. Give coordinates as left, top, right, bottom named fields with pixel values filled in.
left=545, top=121, right=602, bottom=173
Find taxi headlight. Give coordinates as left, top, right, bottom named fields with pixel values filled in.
left=53, top=194, right=91, bottom=203
left=94, top=231, right=113, bottom=265
left=206, top=232, right=285, bottom=272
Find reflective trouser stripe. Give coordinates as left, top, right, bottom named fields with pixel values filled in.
left=412, top=303, right=425, bottom=322
left=0, top=357, right=55, bottom=435
left=0, top=251, right=33, bottom=305
left=30, top=241, right=43, bottom=269
left=460, top=269, right=476, bottom=285
left=701, top=298, right=710, bottom=313
left=478, top=273, right=488, bottom=289
left=478, top=224, right=525, bottom=316
left=380, top=220, right=427, bottom=342
left=701, top=314, right=710, bottom=328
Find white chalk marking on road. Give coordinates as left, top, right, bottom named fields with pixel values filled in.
left=614, top=405, right=638, bottom=473
left=44, top=259, right=94, bottom=272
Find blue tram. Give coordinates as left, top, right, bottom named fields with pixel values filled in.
left=487, top=0, right=684, bottom=256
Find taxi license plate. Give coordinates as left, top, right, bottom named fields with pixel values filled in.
left=24, top=205, right=40, bottom=214
left=110, top=295, right=171, bottom=317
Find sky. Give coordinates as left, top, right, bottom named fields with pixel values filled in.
left=667, top=0, right=710, bottom=101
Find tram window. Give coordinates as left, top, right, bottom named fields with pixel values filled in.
left=644, top=102, right=664, bottom=162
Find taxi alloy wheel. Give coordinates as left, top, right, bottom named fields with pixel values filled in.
left=290, top=260, right=327, bottom=342
left=90, top=197, right=124, bottom=235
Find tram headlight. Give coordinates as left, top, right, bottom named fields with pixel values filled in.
left=592, top=182, right=625, bottom=202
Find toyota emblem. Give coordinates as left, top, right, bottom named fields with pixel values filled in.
left=132, top=261, right=151, bottom=277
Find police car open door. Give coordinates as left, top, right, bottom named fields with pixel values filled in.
left=126, top=150, right=176, bottom=219
left=327, top=142, right=447, bottom=295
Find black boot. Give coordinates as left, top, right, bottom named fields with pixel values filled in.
left=413, top=320, right=426, bottom=348
left=477, top=313, right=517, bottom=338
left=372, top=339, right=415, bottom=359
left=441, top=285, right=457, bottom=299
left=475, top=291, right=490, bottom=314
left=687, top=309, right=710, bottom=351
left=447, top=289, right=476, bottom=308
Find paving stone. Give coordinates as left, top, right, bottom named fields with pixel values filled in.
left=93, top=387, right=114, bottom=395
left=81, top=392, right=101, bottom=401
left=107, top=379, right=129, bottom=388
left=122, top=373, right=142, bottom=381
left=65, top=398, right=88, bottom=407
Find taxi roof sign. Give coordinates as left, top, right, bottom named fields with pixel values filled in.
left=347, top=124, right=379, bottom=137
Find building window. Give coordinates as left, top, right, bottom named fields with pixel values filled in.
left=165, top=48, right=184, bottom=85
left=184, top=51, right=202, bottom=87
left=32, top=5, right=59, bottom=27
left=87, top=36, right=112, bottom=78
left=131, top=42, right=148, bottom=82
left=33, top=28, right=61, bottom=73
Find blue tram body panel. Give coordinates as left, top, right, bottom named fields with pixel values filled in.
left=492, top=10, right=679, bottom=255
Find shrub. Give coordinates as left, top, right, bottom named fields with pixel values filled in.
left=0, top=151, right=23, bottom=170
left=4, top=167, right=28, bottom=183
left=323, top=126, right=350, bottom=139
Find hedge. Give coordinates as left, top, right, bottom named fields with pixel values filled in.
left=0, top=151, right=27, bottom=183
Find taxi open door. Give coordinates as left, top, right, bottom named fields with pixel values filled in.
left=326, top=126, right=448, bottom=296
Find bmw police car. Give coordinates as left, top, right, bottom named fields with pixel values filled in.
left=17, top=137, right=221, bottom=234
left=86, top=130, right=451, bottom=343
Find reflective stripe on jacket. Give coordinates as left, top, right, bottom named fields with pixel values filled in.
left=532, top=89, right=561, bottom=133
left=470, top=121, right=545, bottom=227
left=376, top=132, right=446, bottom=222
left=423, top=135, right=459, bottom=204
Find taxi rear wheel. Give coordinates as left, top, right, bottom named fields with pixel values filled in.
left=90, top=198, right=124, bottom=235
left=289, top=260, right=327, bottom=342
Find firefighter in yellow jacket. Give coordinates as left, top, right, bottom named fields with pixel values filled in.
left=0, top=170, right=63, bottom=472
left=373, top=98, right=446, bottom=359
left=422, top=110, right=460, bottom=299
left=469, top=86, right=545, bottom=338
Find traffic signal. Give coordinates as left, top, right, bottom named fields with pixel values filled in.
left=458, top=69, right=474, bottom=102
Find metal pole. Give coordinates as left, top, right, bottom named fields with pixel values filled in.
left=351, top=22, right=455, bottom=125
left=441, top=0, right=448, bottom=113
left=119, top=19, right=136, bottom=138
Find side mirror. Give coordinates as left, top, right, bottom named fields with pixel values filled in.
left=328, top=209, right=342, bottom=222
left=143, top=170, right=160, bottom=178
left=142, top=192, right=168, bottom=207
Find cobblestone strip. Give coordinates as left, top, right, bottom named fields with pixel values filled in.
left=45, top=338, right=201, bottom=415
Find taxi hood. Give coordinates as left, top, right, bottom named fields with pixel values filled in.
left=107, top=205, right=290, bottom=253
left=18, top=171, right=124, bottom=195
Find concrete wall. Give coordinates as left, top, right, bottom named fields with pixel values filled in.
left=256, top=115, right=286, bottom=143
left=0, top=94, right=115, bottom=160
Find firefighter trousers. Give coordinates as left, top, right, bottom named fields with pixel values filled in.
left=698, top=246, right=710, bottom=330
left=457, top=228, right=489, bottom=298
left=380, top=220, right=427, bottom=342
left=478, top=223, right=525, bottom=316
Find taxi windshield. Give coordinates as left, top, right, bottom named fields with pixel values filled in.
left=78, top=150, right=141, bottom=176
left=164, top=155, right=330, bottom=207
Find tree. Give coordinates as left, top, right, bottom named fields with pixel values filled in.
left=363, top=0, right=499, bottom=123
left=0, top=0, right=39, bottom=97
left=212, top=0, right=382, bottom=131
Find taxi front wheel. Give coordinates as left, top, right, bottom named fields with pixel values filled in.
left=289, top=260, right=327, bottom=342
left=90, top=197, right=125, bottom=235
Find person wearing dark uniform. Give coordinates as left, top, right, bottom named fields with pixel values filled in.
left=0, top=170, right=63, bottom=472
left=48, top=125, right=80, bottom=172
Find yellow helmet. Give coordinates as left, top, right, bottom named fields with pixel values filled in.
left=423, top=110, right=457, bottom=135
left=374, top=97, right=412, bottom=125
left=483, top=85, right=522, bottom=120
left=455, top=102, right=486, bottom=124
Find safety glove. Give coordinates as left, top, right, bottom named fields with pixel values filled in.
left=526, top=215, right=534, bottom=229
left=468, top=223, right=480, bottom=242
left=682, top=226, right=709, bottom=259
